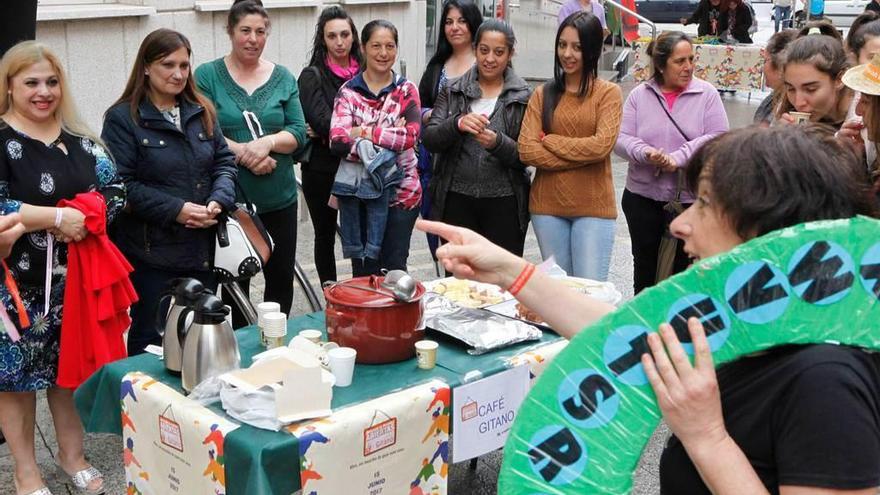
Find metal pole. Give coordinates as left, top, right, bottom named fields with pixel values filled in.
left=603, top=0, right=658, bottom=39
left=222, top=281, right=259, bottom=326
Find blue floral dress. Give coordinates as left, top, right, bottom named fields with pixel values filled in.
left=0, top=124, right=125, bottom=391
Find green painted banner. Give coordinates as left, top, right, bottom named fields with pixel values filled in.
left=498, top=216, right=880, bottom=494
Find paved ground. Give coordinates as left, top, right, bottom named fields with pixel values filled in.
left=0, top=32, right=770, bottom=495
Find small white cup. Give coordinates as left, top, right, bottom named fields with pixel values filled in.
left=298, top=329, right=323, bottom=344
left=415, top=340, right=439, bottom=370
left=327, top=347, right=357, bottom=387
left=256, top=302, right=281, bottom=323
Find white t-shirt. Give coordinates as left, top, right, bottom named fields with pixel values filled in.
left=470, top=97, right=498, bottom=118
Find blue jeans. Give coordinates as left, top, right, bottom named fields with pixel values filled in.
left=531, top=215, right=615, bottom=281
left=351, top=206, right=419, bottom=277
left=337, top=189, right=392, bottom=260
left=774, top=5, right=791, bottom=31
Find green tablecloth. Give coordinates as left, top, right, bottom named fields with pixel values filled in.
left=74, top=312, right=562, bottom=494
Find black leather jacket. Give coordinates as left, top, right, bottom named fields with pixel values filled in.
left=422, top=66, right=532, bottom=232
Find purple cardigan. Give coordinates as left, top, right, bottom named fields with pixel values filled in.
left=558, top=0, right=607, bottom=27
left=614, top=77, right=729, bottom=202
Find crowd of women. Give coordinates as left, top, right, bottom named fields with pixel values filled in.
left=1, top=0, right=880, bottom=492
left=419, top=12, right=880, bottom=495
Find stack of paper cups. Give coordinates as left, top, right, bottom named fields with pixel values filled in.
left=262, top=311, right=287, bottom=349
left=256, top=302, right=281, bottom=347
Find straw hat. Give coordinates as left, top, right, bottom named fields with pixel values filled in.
left=843, top=52, right=880, bottom=96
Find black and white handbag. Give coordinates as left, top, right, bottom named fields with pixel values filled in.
left=213, top=187, right=274, bottom=283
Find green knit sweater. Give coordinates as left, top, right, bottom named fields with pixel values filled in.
left=195, top=58, right=307, bottom=213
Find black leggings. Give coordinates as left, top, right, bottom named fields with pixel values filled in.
left=225, top=202, right=297, bottom=327
left=301, top=168, right=338, bottom=284
left=621, top=189, right=691, bottom=295
left=442, top=192, right=526, bottom=256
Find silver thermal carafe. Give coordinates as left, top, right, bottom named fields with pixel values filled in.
left=161, top=278, right=208, bottom=375
left=181, top=294, right=241, bottom=393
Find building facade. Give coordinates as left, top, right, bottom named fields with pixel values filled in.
left=36, top=0, right=428, bottom=131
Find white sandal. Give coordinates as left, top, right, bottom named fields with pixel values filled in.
left=55, top=460, right=104, bottom=495
left=20, top=488, right=53, bottom=495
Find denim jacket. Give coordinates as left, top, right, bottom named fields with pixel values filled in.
left=332, top=140, right=402, bottom=259
left=332, top=139, right=401, bottom=199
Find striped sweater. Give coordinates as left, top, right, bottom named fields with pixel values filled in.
left=329, top=73, right=422, bottom=209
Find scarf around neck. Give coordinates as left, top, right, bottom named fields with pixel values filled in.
left=326, top=55, right=360, bottom=80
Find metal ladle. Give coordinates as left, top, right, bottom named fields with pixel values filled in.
left=323, top=279, right=415, bottom=303
left=381, top=270, right=418, bottom=301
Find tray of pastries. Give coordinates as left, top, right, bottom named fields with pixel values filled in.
left=423, top=277, right=513, bottom=309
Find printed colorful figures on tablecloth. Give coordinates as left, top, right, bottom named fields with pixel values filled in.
left=291, top=381, right=449, bottom=494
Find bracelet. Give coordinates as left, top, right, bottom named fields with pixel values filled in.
left=507, top=262, right=536, bottom=296
left=54, top=208, right=63, bottom=229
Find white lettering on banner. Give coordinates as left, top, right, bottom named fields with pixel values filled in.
left=363, top=418, right=398, bottom=457
left=452, top=366, right=530, bottom=462
left=158, top=415, right=184, bottom=452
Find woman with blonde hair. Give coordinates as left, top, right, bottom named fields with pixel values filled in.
left=0, top=40, right=126, bottom=495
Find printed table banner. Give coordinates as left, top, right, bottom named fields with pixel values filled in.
left=632, top=42, right=765, bottom=92
left=120, top=371, right=240, bottom=495
left=452, top=365, right=530, bottom=462
left=288, top=379, right=451, bottom=495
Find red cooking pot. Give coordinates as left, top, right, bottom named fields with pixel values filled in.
left=324, top=275, right=426, bottom=364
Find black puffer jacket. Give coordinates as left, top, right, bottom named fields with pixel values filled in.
left=102, top=97, right=237, bottom=272
left=422, top=66, right=532, bottom=232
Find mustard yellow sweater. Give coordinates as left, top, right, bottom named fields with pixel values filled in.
left=518, top=79, right=622, bottom=219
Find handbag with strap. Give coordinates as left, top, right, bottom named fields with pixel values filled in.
left=651, top=90, right=691, bottom=283
left=213, top=184, right=274, bottom=283
left=656, top=170, right=687, bottom=283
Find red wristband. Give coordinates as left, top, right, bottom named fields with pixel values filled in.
left=507, top=263, right=536, bottom=296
